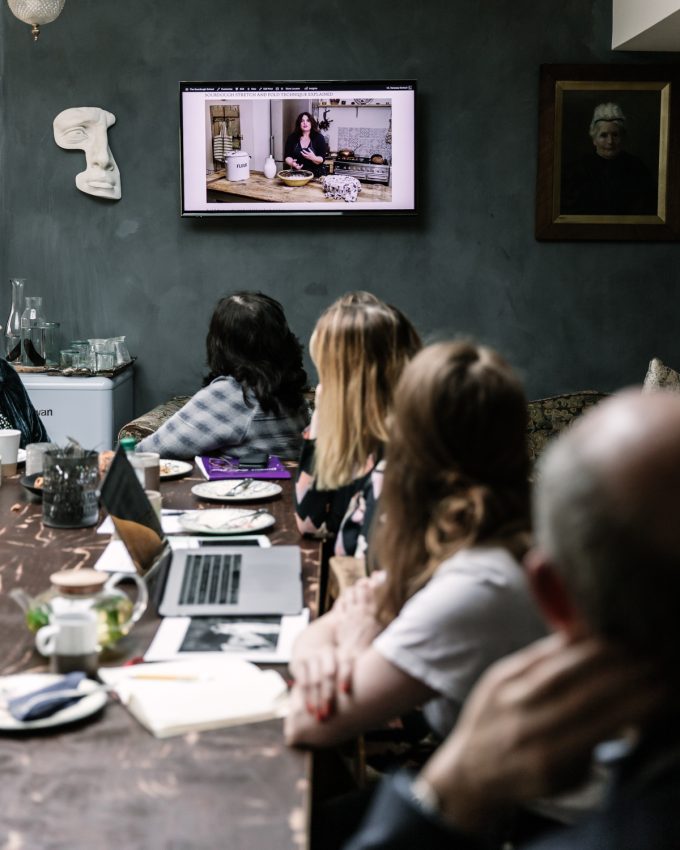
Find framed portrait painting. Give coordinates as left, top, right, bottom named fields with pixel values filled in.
left=536, top=64, right=680, bottom=241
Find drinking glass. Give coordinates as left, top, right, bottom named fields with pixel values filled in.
left=95, top=351, right=115, bottom=371
left=71, top=340, right=94, bottom=370
left=60, top=348, right=78, bottom=368
left=112, top=336, right=131, bottom=365
left=41, top=322, right=60, bottom=367
left=129, top=452, right=161, bottom=490
left=42, top=447, right=100, bottom=528
left=25, top=442, right=52, bottom=476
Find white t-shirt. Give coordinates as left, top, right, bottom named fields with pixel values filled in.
left=373, top=545, right=547, bottom=738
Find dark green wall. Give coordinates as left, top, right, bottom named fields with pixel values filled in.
left=2, top=0, right=679, bottom=413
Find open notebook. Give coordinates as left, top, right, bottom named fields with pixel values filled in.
left=99, top=657, right=288, bottom=738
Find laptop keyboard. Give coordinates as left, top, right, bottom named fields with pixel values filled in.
left=179, top=553, right=242, bottom=606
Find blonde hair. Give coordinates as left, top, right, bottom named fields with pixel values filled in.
left=311, top=292, right=421, bottom=490
left=373, top=342, right=531, bottom=624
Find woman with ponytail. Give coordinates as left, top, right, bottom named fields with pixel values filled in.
left=286, top=341, right=546, bottom=748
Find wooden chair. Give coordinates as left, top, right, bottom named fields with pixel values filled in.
left=324, top=554, right=368, bottom=613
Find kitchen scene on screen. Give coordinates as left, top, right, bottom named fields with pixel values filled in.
left=205, top=97, right=393, bottom=204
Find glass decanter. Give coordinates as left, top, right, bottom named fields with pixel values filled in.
left=20, top=296, right=45, bottom=366
left=5, top=278, right=25, bottom=362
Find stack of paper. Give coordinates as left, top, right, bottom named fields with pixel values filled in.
left=99, top=657, right=288, bottom=738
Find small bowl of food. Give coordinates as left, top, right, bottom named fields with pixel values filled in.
left=277, top=169, right=314, bottom=187
left=21, top=473, right=44, bottom=499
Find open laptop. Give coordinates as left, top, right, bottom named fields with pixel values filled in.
left=99, top=446, right=303, bottom=618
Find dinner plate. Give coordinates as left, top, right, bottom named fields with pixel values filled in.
left=20, top=472, right=43, bottom=498
left=159, top=459, right=194, bottom=481
left=0, top=673, right=107, bottom=731
left=191, top=480, right=282, bottom=503
left=178, top=508, right=275, bottom=535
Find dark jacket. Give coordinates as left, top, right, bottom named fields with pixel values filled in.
left=0, top=359, right=49, bottom=447
left=344, top=730, right=680, bottom=850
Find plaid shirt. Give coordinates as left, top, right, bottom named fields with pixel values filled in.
left=137, top=376, right=309, bottom=461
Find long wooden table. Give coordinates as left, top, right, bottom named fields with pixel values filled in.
left=0, top=469, right=321, bottom=850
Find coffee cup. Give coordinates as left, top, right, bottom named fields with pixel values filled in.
left=0, top=429, right=21, bottom=476
left=35, top=610, right=99, bottom=677
left=129, top=452, right=161, bottom=491
left=145, top=489, right=162, bottom=521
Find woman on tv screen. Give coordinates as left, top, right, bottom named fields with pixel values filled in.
left=283, top=111, right=328, bottom=178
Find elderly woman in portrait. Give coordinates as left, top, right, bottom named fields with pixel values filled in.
left=562, top=102, right=657, bottom=216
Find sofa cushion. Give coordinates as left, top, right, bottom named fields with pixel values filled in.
left=642, top=357, right=680, bottom=393
left=117, top=395, right=191, bottom=443
left=527, top=391, right=607, bottom=462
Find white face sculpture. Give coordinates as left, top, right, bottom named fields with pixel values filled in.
left=53, top=107, right=121, bottom=200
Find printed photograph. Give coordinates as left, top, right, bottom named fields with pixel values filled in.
left=180, top=616, right=281, bottom=654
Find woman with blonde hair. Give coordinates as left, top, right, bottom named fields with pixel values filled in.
left=286, top=341, right=546, bottom=747
left=295, top=291, right=421, bottom=559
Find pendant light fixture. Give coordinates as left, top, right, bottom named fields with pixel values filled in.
left=7, top=0, right=65, bottom=40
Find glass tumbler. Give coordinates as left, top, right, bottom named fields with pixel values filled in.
left=25, top=442, right=52, bottom=476
left=95, top=349, right=115, bottom=371
left=41, top=322, right=60, bottom=367
left=60, top=348, right=78, bottom=368
left=71, top=340, right=94, bottom=370
left=42, top=447, right=100, bottom=528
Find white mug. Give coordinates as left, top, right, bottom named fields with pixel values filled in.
left=35, top=611, right=99, bottom=675
left=0, top=429, right=21, bottom=476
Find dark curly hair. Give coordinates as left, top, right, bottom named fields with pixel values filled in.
left=204, top=291, right=308, bottom=417
left=294, top=111, right=319, bottom=136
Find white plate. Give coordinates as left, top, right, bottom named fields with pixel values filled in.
left=191, top=480, right=282, bottom=502
left=178, top=508, right=275, bottom=535
left=159, top=459, right=194, bottom=481
left=17, top=449, right=26, bottom=465
left=0, top=673, right=107, bottom=731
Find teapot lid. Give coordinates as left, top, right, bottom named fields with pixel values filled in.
left=50, top=568, right=107, bottom=595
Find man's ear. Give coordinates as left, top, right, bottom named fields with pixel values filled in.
left=524, top=548, right=582, bottom=635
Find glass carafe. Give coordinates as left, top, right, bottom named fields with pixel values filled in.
left=20, top=296, right=45, bottom=366
left=5, top=278, right=25, bottom=362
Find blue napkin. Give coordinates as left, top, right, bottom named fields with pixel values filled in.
left=8, top=671, right=88, bottom=721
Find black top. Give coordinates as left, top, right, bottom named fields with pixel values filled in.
left=283, top=130, right=328, bottom=177
left=0, top=359, right=49, bottom=447
left=561, top=150, right=657, bottom=216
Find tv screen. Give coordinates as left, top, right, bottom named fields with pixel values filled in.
left=180, top=80, right=416, bottom=216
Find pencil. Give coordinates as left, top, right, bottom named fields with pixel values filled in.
left=131, top=673, right=200, bottom=681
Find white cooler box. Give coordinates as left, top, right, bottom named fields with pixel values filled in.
left=19, top=369, right=134, bottom=451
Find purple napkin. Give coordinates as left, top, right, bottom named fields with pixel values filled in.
left=8, top=671, right=88, bottom=721
left=198, top=454, right=291, bottom=481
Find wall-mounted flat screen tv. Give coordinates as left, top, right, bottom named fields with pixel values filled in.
left=180, top=80, right=416, bottom=216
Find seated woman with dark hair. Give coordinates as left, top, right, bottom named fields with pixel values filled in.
left=137, top=291, right=310, bottom=460
left=0, top=359, right=49, bottom=447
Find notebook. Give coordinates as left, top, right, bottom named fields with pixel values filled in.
left=195, top=454, right=292, bottom=481
left=99, top=447, right=303, bottom=618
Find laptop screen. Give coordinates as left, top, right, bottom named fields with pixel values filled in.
left=100, top=446, right=167, bottom=577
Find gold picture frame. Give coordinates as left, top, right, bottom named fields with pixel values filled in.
left=536, top=65, right=680, bottom=241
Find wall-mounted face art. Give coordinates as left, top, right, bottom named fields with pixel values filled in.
left=53, top=107, right=121, bottom=200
